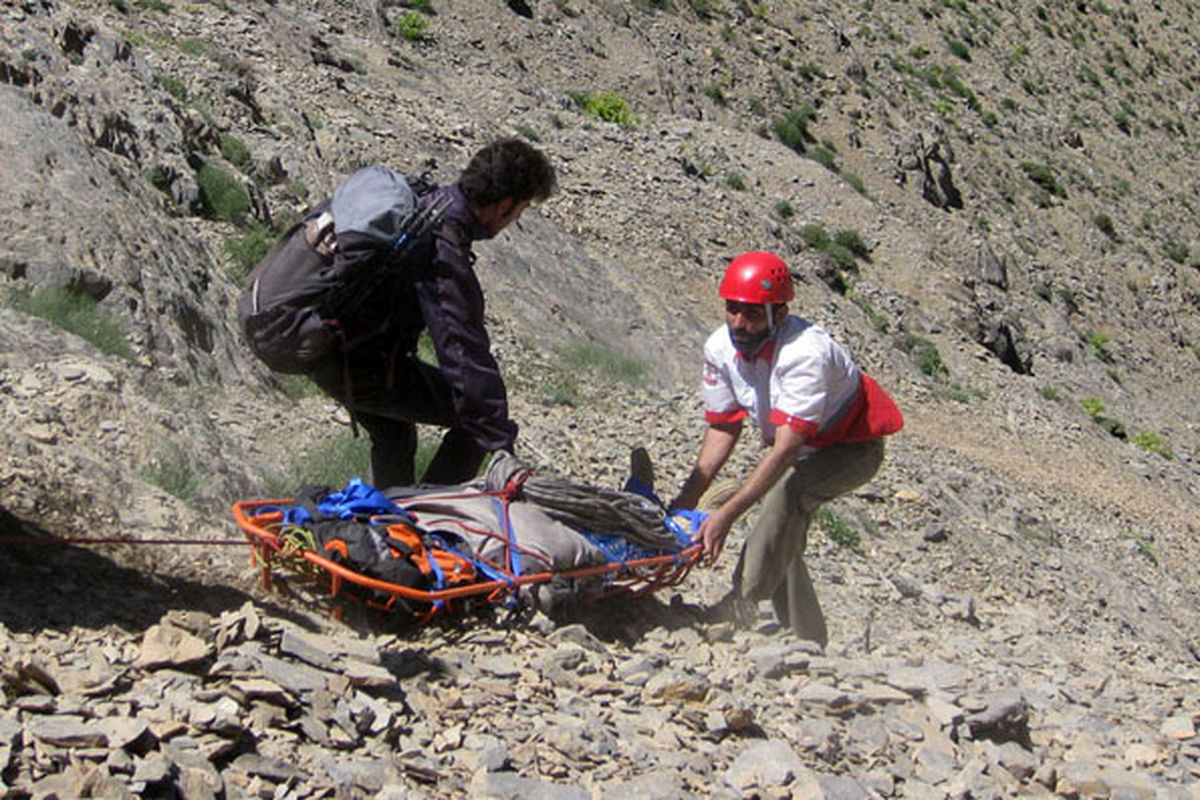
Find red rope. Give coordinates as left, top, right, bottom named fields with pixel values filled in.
left=0, top=536, right=247, bottom=546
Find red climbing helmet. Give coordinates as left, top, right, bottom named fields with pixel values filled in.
left=718, top=251, right=794, bottom=304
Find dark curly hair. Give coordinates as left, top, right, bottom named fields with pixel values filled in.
left=459, top=138, right=557, bottom=207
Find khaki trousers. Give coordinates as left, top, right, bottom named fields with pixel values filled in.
left=734, top=438, right=885, bottom=647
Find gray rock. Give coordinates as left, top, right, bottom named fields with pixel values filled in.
left=470, top=770, right=590, bottom=800
left=27, top=714, right=108, bottom=748
left=135, top=625, right=211, bottom=670
left=256, top=653, right=330, bottom=695
left=724, top=739, right=809, bottom=790
left=278, top=628, right=339, bottom=671
left=966, top=692, right=1031, bottom=747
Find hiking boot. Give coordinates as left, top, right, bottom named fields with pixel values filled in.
left=706, top=589, right=757, bottom=628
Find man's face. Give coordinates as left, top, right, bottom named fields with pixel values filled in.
left=725, top=300, right=783, bottom=355
left=484, top=198, right=532, bottom=236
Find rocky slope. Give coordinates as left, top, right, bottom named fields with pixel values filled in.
left=1, top=0, right=1198, bottom=797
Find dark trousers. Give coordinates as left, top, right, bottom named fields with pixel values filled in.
left=309, top=350, right=486, bottom=489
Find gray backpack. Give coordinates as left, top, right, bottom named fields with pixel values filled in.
left=237, top=166, right=448, bottom=373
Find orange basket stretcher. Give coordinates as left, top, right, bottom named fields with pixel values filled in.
left=232, top=495, right=703, bottom=621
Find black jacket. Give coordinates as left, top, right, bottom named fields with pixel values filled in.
left=330, top=183, right=517, bottom=452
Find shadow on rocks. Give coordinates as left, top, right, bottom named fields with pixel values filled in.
left=550, top=591, right=707, bottom=645
left=0, top=504, right=304, bottom=634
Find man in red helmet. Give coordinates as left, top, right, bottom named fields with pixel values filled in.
left=671, top=251, right=903, bottom=647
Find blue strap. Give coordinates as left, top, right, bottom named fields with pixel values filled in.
left=622, top=476, right=662, bottom=504
left=491, top=497, right=522, bottom=580
left=317, top=478, right=406, bottom=520
left=664, top=510, right=707, bottom=550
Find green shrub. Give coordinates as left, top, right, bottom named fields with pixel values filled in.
left=1084, top=331, right=1114, bottom=363
left=773, top=200, right=794, bottom=219
left=197, top=162, right=250, bottom=224
left=145, top=164, right=173, bottom=194
left=138, top=0, right=171, bottom=11
left=4, top=286, right=132, bottom=359
left=844, top=172, right=868, bottom=196
left=393, top=11, right=430, bottom=41
left=570, top=91, right=636, bottom=125
left=218, top=133, right=252, bottom=173
left=704, top=82, right=727, bottom=105
left=941, top=383, right=970, bottom=403
left=725, top=170, right=747, bottom=191
left=225, top=222, right=284, bottom=283
left=142, top=443, right=204, bottom=504
left=403, top=0, right=433, bottom=11
left=156, top=72, right=187, bottom=102
left=905, top=333, right=947, bottom=378
left=1094, top=213, right=1117, bottom=239
left=833, top=229, right=869, bottom=259
left=261, top=433, right=439, bottom=496
left=848, top=291, right=889, bottom=333
left=542, top=374, right=580, bottom=407
left=1135, top=538, right=1158, bottom=565
left=178, top=37, right=209, bottom=57
left=825, top=243, right=856, bottom=272
left=272, top=373, right=319, bottom=402
left=1164, top=241, right=1189, bottom=264
left=800, top=223, right=830, bottom=250
left=688, top=0, right=716, bottom=20
left=772, top=105, right=816, bottom=154
left=808, top=146, right=837, bottom=170
left=1039, top=385, right=1060, bottom=401
left=1019, top=161, right=1067, bottom=199
left=515, top=123, right=540, bottom=142
left=816, top=507, right=860, bottom=552
left=562, top=341, right=648, bottom=384
left=945, top=37, right=971, bottom=61
left=1080, top=396, right=1106, bottom=417
left=1131, top=430, right=1173, bottom=460
left=796, top=62, right=826, bottom=81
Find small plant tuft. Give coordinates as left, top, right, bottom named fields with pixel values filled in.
left=218, top=133, right=252, bottom=173
left=197, top=162, right=250, bottom=224
left=1019, top=161, right=1067, bottom=200
left=905, top=333, right=947, bottom=378
left=816, top=508, right=861, bottom=552
left=772, top=105, right=816, bottom=154
left=225, top=222, right=286, bottom=283
left=569, top=90, right=636, bottom=126
left=562, top=341, right=648, bottom=384
left=1131, top=430, right=1173, bottom=460
left=393, top=11, right=431, bottom=41
left=1084, top=331, right=1114, bottom=363
left=4, top=286, right=132, bottom=359
left=142, top=443, right=204, bottom=505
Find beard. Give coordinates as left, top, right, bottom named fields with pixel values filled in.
left=728, top=325, right=771, bottom=357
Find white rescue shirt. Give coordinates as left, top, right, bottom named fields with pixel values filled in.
left=702, top=315, right=862, bottom=451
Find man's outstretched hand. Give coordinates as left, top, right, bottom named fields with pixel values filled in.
left=695, top=508, right=734, bottom=567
